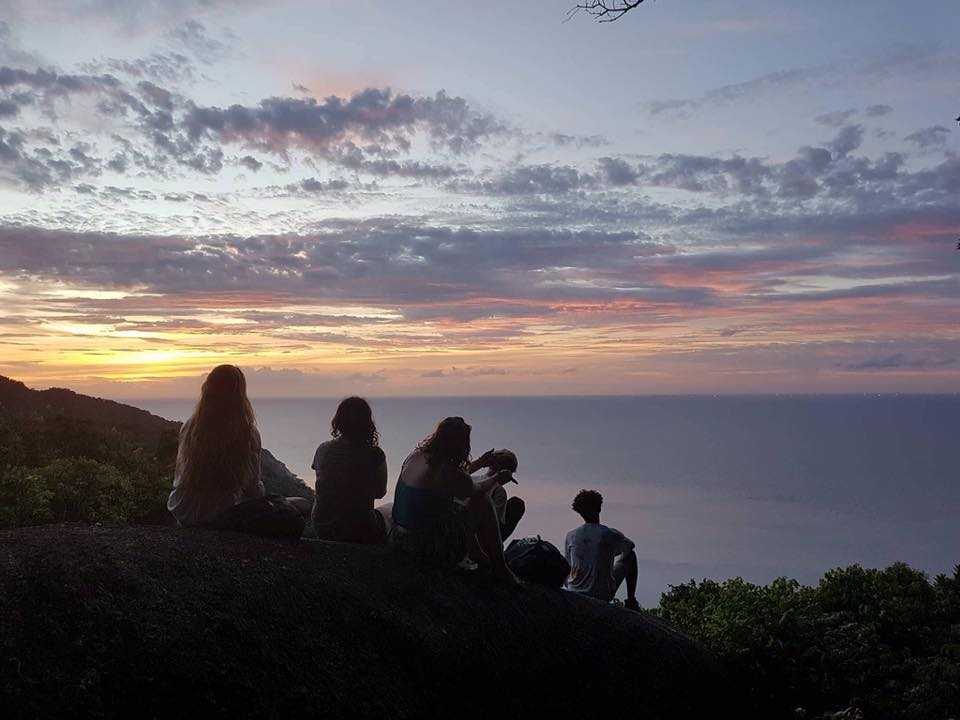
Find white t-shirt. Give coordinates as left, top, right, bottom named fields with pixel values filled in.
left=564, top=523, right=634, bottom=601
left=471, top=469, right=508, bottom=523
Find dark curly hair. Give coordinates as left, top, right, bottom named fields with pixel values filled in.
left=331, top=396, right=379, bottom=447
left=418, top=416, right=471, bottom=470
left=572, top=489, right=603, bottom=517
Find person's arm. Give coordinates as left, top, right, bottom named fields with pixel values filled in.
left=471, top=469, right=514, bottom=497
left=371, top=452, right=388, bottom=500
left=247, top=431, right=265, bottom=498
left=611, top=529, right=635, bottom=556
left=467, top=449, right=497, bottom=474
left=449, top=466, right=476, bottom=500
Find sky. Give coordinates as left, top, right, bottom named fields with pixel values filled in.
left=0, top=0, right=957, bottom=398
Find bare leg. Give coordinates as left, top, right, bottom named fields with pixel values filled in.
left=499, top=496, right=525, bottom=542
left=465, top=493, right=518, bottom=584
left=613, top=549, right=639, bottom=609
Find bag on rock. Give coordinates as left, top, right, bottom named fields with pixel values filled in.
left=505, top=535, right=570, bottom=588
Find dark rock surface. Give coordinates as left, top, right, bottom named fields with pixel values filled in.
left=1, top=524, right=724, bottom=719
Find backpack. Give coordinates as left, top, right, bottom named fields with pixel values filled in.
left=210, top=495, right=305, bottom=538
left=504, top=535, right=570, bottom=589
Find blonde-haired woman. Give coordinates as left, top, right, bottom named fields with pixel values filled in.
left=167, top=364, right=307, bottom=533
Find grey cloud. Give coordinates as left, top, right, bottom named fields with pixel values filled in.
left=420, top=366, right=509, bottom=379
left=239, top=154, right=262, bottom=172
left=548, top=132, right=609, bottom=148
left=642, top=47, right=956, bottom=121
left=285, top=177, right=350, bottom=194
left=453, top=164, right=596, bottom=195
left=2, top=0, right=261, bottom=32
left=640, top=153, right=773, bottom=195
left=182, top=88, right=506, bottom=158
left=841, top=354, right=957, bottom=371
left=597, top=156, right=639, bottom=186
left=165, top=20, right=231, bottom=64
left=85, top=52, right=196, bottom=85
left=865, top=104, right=893, bottom=117
left=334, top=143, right=465, bottom=179
left=0, top=221, right=670, bottom=306
left=904, top=125, right=950, bottom=150
left=828, top=124, right=864, bottom=157
left=815, top=109, right=857, bottom=128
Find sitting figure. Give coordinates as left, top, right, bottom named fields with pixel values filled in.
left=167, top=364, right=309, bottom=533
left=471, top=449, right=525, bottom=542
left=311, top=397, right=388, bottom=544
left=564, top=489, right=639, bottom=610
left=390, top=417, right=518, bottom=583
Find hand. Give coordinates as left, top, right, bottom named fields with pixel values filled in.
left=474, top=448, right=497, bottom=469
left=492, top=469, right=517, bottom=485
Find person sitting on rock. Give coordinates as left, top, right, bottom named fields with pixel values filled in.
left=471, top=449, right=525, bottom=543
left=167, top=364, right=311, bottom=529
left=310, top=397, right=389, bottom=544
left=389, top=417, right=518, bottom=583
left=564, top=489, right=639, bottom=610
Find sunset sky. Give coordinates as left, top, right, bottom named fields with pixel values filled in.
left=0, top=0, right=957, bottom=398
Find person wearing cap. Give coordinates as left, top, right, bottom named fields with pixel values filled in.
left=470, top=449, right=525, bottom=543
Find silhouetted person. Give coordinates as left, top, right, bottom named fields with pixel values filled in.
left=168, top=364, right=310, bottom=527
left=564, top=489, right=639, bottom=610
left=470, top=449, right=525, bottom=542
left=390, top=417, right=518, bottom=583
left=311, top=397, right=388, bottom=544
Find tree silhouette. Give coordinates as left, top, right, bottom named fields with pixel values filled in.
left=568, top=0, right=648, bottom=22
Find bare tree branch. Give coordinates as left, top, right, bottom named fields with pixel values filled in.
left=567, top=0, right=649, bottom=23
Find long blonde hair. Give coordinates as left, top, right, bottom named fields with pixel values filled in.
left=177, top=364, right=260, bottom=496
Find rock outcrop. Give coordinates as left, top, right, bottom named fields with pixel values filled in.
left=1, top=524, right=724, bottom=719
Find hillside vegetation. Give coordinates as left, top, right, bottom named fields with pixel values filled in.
left=0, top=375, right=312, bottom=527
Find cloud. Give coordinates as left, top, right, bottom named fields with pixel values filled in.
left=864, top=104, right=893, bottom=118
left=1, top=0, right=263, bottom=32
left=239, top=154, right=262, bottom=172
left=904, top=125, right=950, bottom=151
left=420, top=366, right=509, bottom=379
left=0, top=64, right=510, bottom=187
left=641, top=47, right=957, bottom=121
left=597, top=157, right=639, bottom=186
left=452, top=163, right=595, bottom=195
left=841, top=354, right=957, bottom=371
left=165, top=20, right=232, bottom=64
left=181, top=88, right=507, bottom=159
left=814, top=109, right=857, bottom=127
left=827, top=124, right=864, bottom=157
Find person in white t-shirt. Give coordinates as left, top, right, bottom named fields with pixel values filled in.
left=470, top=449, right=525, bottom=542
left=564, top=488, right=639, bottom=610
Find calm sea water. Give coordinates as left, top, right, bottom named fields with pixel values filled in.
left=138, top=395, right=960, bottom=606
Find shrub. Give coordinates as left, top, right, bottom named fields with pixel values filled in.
left=0, top=466, right=53, bottom=527
left=657, top=565, right=960, bottom=719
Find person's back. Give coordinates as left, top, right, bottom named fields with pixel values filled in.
left=167, top=365, right=264, bottom=528
left=564, top=522, right=632, bottom=601
left=311, top=397, right=388, bottom=544
left=563, top=489, right=639, bottom=608
left=312, top=439, right=386, bottom=534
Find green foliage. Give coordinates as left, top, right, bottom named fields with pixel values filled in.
left=0, top=466, right=53, bottom=526
left=657, top=564, right=960, bottom=719
left=0, top=410, right=175, bottom=527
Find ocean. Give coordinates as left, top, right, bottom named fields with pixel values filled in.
left=138, top=395, right=960, bottom=606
